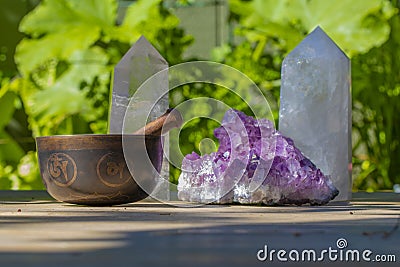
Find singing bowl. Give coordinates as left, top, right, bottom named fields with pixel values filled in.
left=36, top=134, right=162, bottom=206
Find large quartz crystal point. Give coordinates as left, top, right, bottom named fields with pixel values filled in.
left=279, top=26, right=351, bottom=201
left=110, top=36, right=169, bottom=200
left=109, top=36, right=168, bottom=133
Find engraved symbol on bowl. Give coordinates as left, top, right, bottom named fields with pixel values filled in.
left=96, top=152, right=131, bottom=187
left=47, top=153, right=77, bottom=187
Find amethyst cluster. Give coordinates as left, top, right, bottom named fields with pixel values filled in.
left=177, top=109, right=339, bottom=205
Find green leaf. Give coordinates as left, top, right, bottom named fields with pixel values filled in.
left=0, top=91, right=15, bottom=128
left=0, top=92, right=25, bottom=163
left=28, top=48, right=110, bottom=132
left=19, top=0, right=116, bottom=35
left=229, top=0, right=253, bottom=16
left=70, top=0, right=117, bottom=27
left=16, top=26, right=101, bottom=76
left=232, top=0, right=397, bottom=56
left=63, top=47, right=110, bottom=86
left=15, top=0, right=117, bottom=76
left=0, top=131, right=24, bottom=166
left=122, top=0, right=162, bottom=28
left=109, top=0, right=179, bottom=43
left=0, top=164, right=13, bottom=189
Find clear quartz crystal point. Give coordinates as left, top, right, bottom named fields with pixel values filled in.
left=279, top=26, right=351, bottom=201
left=109, top=36, right=168, bottom=133
left=110, top=36, right=169, bottom=200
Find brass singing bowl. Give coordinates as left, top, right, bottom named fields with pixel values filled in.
left=36, top=134, right=162, bottom=206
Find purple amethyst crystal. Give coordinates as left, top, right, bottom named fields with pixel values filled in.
left=177, top=109, right=339, bottom=205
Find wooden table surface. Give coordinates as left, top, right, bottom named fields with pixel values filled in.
left=0, top=191, right=399, bottom=267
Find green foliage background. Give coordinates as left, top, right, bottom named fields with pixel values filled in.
left=0, top=0, right=399, bottom=191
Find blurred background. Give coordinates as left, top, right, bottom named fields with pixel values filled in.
left=0, top=0, right=399, bottom=192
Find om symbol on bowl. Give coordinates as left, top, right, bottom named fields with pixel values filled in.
left=96, top=152, right=132, bottom=188
left=47, top=153, right=77, bottom=187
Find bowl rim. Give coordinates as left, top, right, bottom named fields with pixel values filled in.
left=36, top=134, right=161, bottom=151
left=36, top=133, right=160, bottom=138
